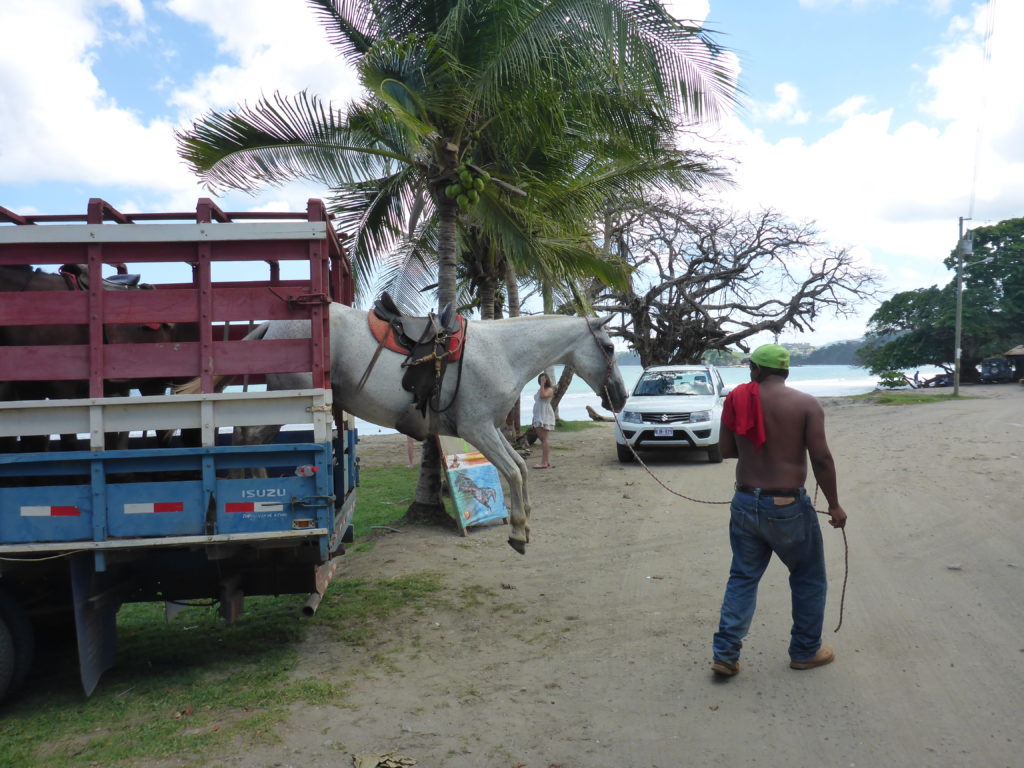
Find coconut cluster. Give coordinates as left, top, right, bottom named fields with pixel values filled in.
left=443, top=164, right=492, bottom=211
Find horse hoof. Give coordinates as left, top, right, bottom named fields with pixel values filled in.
left=507, top=538, right=527, bottom=555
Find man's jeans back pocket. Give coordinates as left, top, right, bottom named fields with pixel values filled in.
left=764, top=501, right=808, bottom=555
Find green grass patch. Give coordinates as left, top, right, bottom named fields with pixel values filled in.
left=315, top=572, right=447, bottom=645
left=0, top=571, right=447, bottom=767
left=0, top=437, right=504, bottom=765
left=351, top=464, right=417, bottom=550
left=848, top=391, right=971, bottom=405
left=553, top=419, right=605, bottom=432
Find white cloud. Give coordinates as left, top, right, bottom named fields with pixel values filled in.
left=0, top=0, right=363, bottom=212
left=748, top=82, right=811, bottom=125
left=828, top=96, right=870, bottom=119
left=0, top=0, right=192, bottom=191
left=697, top=1, right=1022, bottom=344
left=166, top=0, right=360, bottom=119
left=664, top=0, right=710, bottom=23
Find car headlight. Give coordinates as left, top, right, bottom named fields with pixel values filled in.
left=689, top=410, right=711, bottom=422
left=621, top=411, right=642, bottom=423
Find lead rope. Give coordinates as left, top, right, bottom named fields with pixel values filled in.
left=813, top=485, right=849, bottom=633
left=585, top=329, right=847, bottom=632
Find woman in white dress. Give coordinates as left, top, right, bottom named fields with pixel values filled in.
left=531, top=373, right=556, bottom=469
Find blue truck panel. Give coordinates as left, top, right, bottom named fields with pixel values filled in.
left=0, top=484, right=93, bottom=543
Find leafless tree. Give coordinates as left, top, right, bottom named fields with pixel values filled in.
left=593, top=200, right=883, bottom=366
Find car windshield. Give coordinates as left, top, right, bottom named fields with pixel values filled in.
left=633, top=371, right=713, bottom=396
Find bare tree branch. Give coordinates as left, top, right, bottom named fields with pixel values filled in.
left=593, top=200, right=883, bottom=366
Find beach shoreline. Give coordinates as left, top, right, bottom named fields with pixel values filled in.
left=215, top=384, right=1024, bottom=767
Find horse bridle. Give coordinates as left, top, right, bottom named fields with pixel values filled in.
left=586, top=319, right=619, bottom=406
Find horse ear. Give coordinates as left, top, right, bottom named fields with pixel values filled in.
left=590, top=315, right=613, bottom=329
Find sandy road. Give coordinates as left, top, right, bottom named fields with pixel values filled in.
left=214, top=386, right=1023, bottom=768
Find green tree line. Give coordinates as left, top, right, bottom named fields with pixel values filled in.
left=858, top=217, right=1024, bottom=381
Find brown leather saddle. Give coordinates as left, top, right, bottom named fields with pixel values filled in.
left=59, top=263, right=147, bottom=291
left=362, top=293, right=467, bottom=440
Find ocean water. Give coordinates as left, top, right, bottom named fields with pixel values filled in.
left=543, top=364, right=880, bottom=426
left=355, top=364, right=889, bottom=435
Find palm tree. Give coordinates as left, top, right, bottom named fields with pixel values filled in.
left=178, top=0, right=734, bottom=303
left=176, top=0, right=736, bottom=516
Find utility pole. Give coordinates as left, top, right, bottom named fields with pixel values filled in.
left=953, top=216, right=972, bottom=396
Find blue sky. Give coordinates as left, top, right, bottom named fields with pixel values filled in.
left=1, top=0, right=1019, bottom=344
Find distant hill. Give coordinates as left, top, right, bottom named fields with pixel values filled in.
left=790, top=339, right=865, bottom=365
left=614, top=340, right=868, bottom=368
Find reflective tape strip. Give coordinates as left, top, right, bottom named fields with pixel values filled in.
left=20, top=505, right=81, bottom=517
left=225, top=502, right=285, bottom=513
left=123, top=502, right=184, bottom=514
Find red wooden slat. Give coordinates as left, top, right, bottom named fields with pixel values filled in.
left=0, top=345, right=90, bottom=381
left=87, top=245, right=104, bottom=397
left=212, top=338, right=312, bottom=377
left=0, top=244, right=89, bottom=265
left=0, top=339, right=314, bottom=382
left=105, top=340, right=310, bottom=379
left=0, top=286, right=316, bottom=326
left=0, top=292, right=89, bottom=325
left=0, top=199, right=354, bottom=394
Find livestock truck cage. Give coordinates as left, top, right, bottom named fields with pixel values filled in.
left=0, top=198, right=358, bottom=701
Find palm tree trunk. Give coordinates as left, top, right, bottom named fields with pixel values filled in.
left=506, top=262, right=520, bottom=317
left=436, top=202, right=458, bottom=309
left=504, top=262, right=523, bottom=443
left=479, top=273, right=497, bottom=320
left=408, top=199, right=459, bottom=526
left=539, top=280, right=559, bottom=418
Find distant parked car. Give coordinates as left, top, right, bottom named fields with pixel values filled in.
left=615, top=364, right=728, bottom=463
left=980, top=356, right=1014, bottom=383
left=922, top=373, right=953, bottom=388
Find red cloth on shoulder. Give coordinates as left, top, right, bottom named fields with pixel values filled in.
left=721, top=381, right=765, bottom=451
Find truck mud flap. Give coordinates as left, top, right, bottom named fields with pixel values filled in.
left=70, top=553, right=119, bottom=697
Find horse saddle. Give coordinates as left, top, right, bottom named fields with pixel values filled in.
left=59, top=264, right=149, bottom=291
left=364, top=292, right=467, bottom=428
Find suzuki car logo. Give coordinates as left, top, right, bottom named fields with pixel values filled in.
left=660, top=414, right=669, bottom=422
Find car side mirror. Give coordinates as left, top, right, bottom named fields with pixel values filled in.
left=719, top=386, right=731, bottom=397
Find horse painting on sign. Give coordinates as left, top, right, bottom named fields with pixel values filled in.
left=189, top=303, right=627, bottom=554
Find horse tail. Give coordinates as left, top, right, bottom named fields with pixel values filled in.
left=173, top=322, right=271, bottom=395
left=174, top=375, right=231, bottom=395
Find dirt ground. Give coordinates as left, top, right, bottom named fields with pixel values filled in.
left=226, top=386, right=1023, bottom=768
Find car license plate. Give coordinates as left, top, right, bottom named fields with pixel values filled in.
left=654, top=427, right=673, bottom=437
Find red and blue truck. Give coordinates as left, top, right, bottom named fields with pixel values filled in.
left=0, top=198, right=357, bottom=702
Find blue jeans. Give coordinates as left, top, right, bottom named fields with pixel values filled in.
left=712, top=487, right=826, bottom=664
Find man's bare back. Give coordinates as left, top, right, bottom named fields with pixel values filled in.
left=721, top=374, right=846, bottom=528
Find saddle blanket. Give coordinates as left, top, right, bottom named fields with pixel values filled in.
left=367, top=310, right=467, bottom=361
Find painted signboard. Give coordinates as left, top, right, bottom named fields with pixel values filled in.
left=438, top=437, right=508, bottom=535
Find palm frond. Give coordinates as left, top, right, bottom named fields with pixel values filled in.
left=305, top=0, right=375, bottom=64
left=176, top=92, right=410, bottom=193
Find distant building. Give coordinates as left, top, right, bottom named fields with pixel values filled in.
left=1004, top=345, right=1024, bottom=380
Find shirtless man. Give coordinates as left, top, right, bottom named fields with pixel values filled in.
left=710, top=344, right=847, bottom=677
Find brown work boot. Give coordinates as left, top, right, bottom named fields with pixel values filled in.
left=789, top=645, right=835, bottom=670
left=711, top=659, right=740, bottom=677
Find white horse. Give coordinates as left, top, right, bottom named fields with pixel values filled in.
left=207, top=303, right=627, bottom=553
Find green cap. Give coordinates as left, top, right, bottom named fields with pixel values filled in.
left=750, top=344, right=789, bottom=370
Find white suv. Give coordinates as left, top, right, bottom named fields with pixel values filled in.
left=615, top=365, right=728, bottom=463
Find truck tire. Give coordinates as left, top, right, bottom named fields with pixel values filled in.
left=0, top=615, right=14, bottom=704
left=616, top=443, right=634, bottom=463
left=707, top=443, right=723, bottom=463
left=0, top=588, right=33, bottom=694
